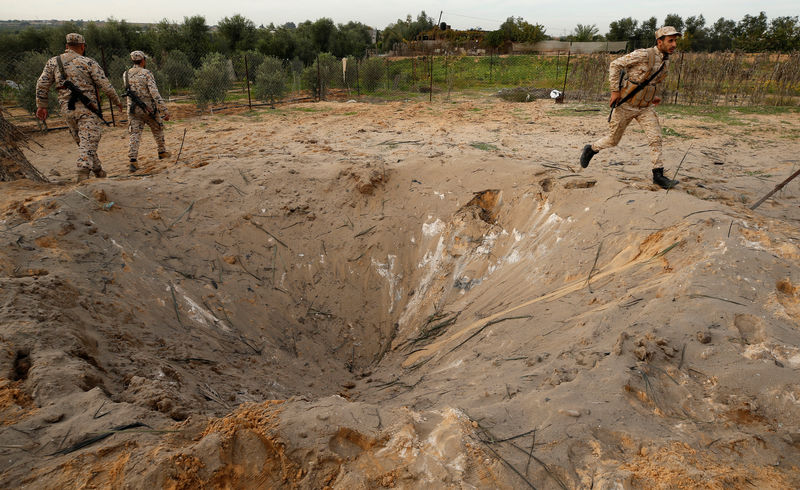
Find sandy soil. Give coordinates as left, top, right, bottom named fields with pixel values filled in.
left=1, top=96, right=800, bottom=488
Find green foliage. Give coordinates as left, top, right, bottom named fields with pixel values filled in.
left=233, top=50, right=266, bottom=81
left=360, top=57, right=384, bottom=91
left=253, top=56, right=287, bottom=104
left=217, top=14, right=256, bottom=53
left=192, top=53, right=232, bottom=109
left=570, top=24, right=601, bottom=42
left=380, top=11, right=435, bottom=51
left=301, top=52, right=341, bottom=99
left=13, top=51, right=58, bottom=114
left=108, top=55, right=131, bottom=93
left=497, top=17, right=547, bottom=44
left=161, top=50, right=194, bottom=90
left=607, top=17, right=637, bottom=41
left=663, top=14, right=685, bottom=33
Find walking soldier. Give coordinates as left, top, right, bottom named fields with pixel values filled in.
left=579, top=26, right=682, bottom=189
left=123, top=51, right=170, bottom=172
left=36, top=33, right=123, bottom=181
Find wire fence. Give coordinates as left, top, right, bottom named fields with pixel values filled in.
left=1, top=49, right=799, bottom=130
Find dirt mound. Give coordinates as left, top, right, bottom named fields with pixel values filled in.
left=1, top=99, right=800, bottom=487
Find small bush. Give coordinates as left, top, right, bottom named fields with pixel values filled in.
left=161, top=50, right=195, bottom=90
left=193, top=53, right=233, bottom=109
left=253, top=57, right=287, bottom=105
left=234, top=51, right=266, bottom=81
left=302, top=53, right=344, bottom=99
left=14, top=52, right=59, bottom=115
left=360, top=57, right=384, bottom=92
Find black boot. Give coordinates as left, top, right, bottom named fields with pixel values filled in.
left=652, top=168, right=678, bottom=189
left=129, top=158, right=138, bottom=173
left=580, top=144, right=598, bottom=168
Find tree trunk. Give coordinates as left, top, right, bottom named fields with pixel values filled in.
left=0, top=110, right=48, bottom=183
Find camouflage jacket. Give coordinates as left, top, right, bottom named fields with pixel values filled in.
left=36, top=49, right=121, bottom=116
left=609, top=47, right=669, bottom=96
left=122, top=66, right=168, bottom=118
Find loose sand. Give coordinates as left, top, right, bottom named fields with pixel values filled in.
left=1, top=97, right=799, bottom=488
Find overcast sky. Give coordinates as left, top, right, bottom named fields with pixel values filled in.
left=3, top=1, right=797, bottom=37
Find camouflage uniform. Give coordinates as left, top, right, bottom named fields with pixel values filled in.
left=590, top=46, right=670, bottom=168
left=36, top=35, right=121, bottom=173
left=124, top=52, right=169, bottom=161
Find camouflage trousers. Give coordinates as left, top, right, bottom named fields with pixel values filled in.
left=65, top=112, right=103, bottom=171
left=591, top=104, right=663, bottom=168
left=128, top=113, right=165, bottom=160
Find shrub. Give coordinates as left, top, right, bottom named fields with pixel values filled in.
left=360, top=57, right=384, bottom=92
left=253, top=57, right=287, bottom=105
left=13, top=52, right=59, bottom=115
left=301, top=53, right=340, bottom=99
left=192, top=53, right=233, bottom=109
left=233, top=50, right=266, bottom=81
left=161, top=50, right=194, bottom=90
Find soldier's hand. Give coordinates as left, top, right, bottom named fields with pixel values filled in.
left=163, top=114, right=170, bottom=121
left=36, top=108, right=48, bottom=121
left=117, top=104, right=124, bottom=112
left=610, top=91, right=621, bottom=107
left=652, top=96, right=662, bottom=106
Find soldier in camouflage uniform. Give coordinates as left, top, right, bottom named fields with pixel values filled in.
left=36, top=33, right=123, bottom=181
left=579, top=26, right=682, bottom=189
left=123, top=50, right=170, bottom=172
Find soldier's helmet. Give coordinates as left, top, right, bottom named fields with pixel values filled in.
left=130, top=51, right=147, bottom=62
left=65, top=33, right=85, bottom=45
left=655, top=26, right=682, bottom=39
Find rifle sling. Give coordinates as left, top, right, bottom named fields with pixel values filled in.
left=124, top=69, right=158, bottom=121
left=55, top=54, right=109, bottom=124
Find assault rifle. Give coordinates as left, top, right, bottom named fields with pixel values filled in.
left=56, top=55, right=110, bottom=125
left=608, top=54, right=668, bottom=122
left=123, top=69, right=160, bottom=125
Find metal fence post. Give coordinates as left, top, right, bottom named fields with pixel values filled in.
left=244, top=54, right=252, bottom=110
left=562, top=49, right=572, bottom=100
left=429, top=54, right=434, bottom=102
left=99, top=47, right=116, bottom=126
left=316, top=54, right=322, bottom=101
left=673, top=51, right=684, bottom=105
left=356, top=58, right=360, bottom=97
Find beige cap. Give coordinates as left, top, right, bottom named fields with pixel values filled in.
left=65, top=33, right=85, bottom=45
left=130, top=50, right=146, bottom=61
left=655, top=26, right=682, bottom=39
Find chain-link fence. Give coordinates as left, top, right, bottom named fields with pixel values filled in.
left=2, top=48, right=799, bottom=131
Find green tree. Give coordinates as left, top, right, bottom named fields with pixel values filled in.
left=607, top=17, right=637, bottom=42
left=192, top=53, right=232, bottom=109
left=634, top=17, right=658, bottom=48
left=766, top=16, right=800, bottom=51
left=663, top=14, right=684, bottom=33
left=683, top=15, right=710, bottom=51
left=13, top=51, right=59, bottom=115
left=572, top=24, right=600, bottom=42
left=710, top=17, right=736, bottom=51
left=360, top=57, right=384, bottom=91
left=181, top=15, right=211, bottom=65
left=497, top=17, right=547, bottom=43
left=253, top=56, right=287, bottom=105
left=161, top=50, right=195, bottom=90
left=735, top=12, right=768, bottom=51
left=331, top=21, right=373, bottom=58
left=218, top=14, right=256, bottom=53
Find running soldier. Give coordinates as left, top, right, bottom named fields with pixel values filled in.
left=579, top=26, right=682, bottom=189
left=123, top=51, right=170, bottom=172
left=36, top=33, right=123, bottom=181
